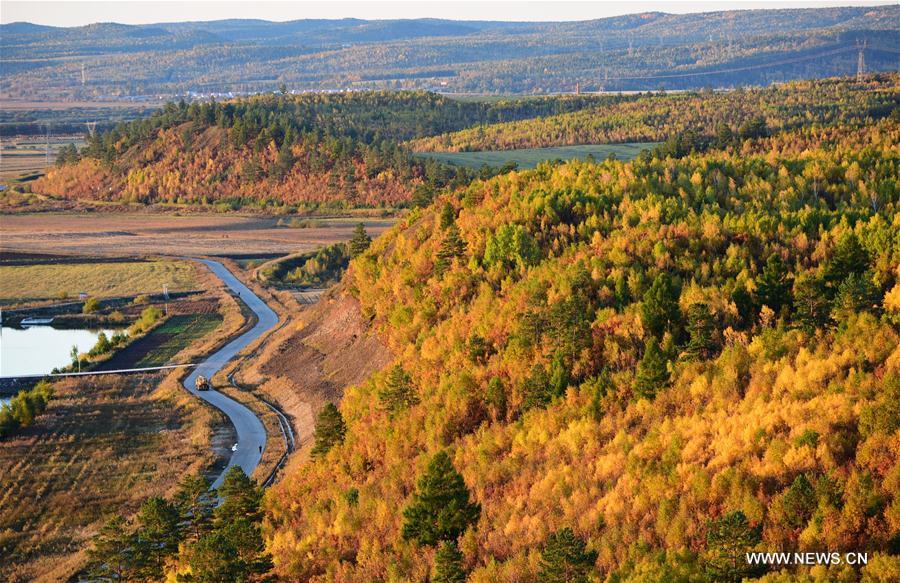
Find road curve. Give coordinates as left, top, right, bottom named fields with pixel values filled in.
left=183, top=259, right=279, bottom=489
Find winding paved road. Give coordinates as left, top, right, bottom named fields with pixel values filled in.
left=183, top=259, right=279, bottom=489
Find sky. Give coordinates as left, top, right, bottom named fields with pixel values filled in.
left=2, top=0, right=896, bottom=27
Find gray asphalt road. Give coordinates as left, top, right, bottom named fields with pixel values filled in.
left=183, top=259, right=279, bottom=489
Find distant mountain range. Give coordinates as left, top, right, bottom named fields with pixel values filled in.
left=1, top=6, right=898, bottom=99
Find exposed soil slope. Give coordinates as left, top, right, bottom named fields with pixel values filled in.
left=246, top=287, right=392, bottom=453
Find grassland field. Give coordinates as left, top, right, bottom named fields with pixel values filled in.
left=0, top=260, right=198, bottom=303
left=0, top=374, right=212, bottom=582
left=136, top=313, right=224, bottom=367
left=0, top=214, right=395, bottom=257
left=0, top=135, right=84, bottom=181
left=413, top=142, right=655, bottom=169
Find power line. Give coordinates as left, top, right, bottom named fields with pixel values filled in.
left=596, top=43, right=897, bottom=83
left=601, top=44, right=860, bottom=81
left=857, top=40, right=867, bottom=83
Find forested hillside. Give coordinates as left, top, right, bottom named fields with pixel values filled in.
left=34, top=78, right=898, bottom=210
left=265, top=115, right=900, bottom=580
left=410, top=75, right=899, bottom=152
left=2, top=6, right=898, bottom=99
left=33, top=92, right=609, bottom=209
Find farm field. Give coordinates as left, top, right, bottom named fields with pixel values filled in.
left=135, top=314, right=224, bottom=367
left=0, top=374, right=212, bottom=582
left=0, top=259, right=197, bottom=302
left=0, top=213, right=396, bottom=257
left=0, top=135, right=84, bottom=181
left=414, top=142, right=655, bottom=168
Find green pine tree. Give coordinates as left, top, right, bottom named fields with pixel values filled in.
left=832, top=271, right=880, bottom=322
left=184, top=529, right=244, bottom=583
left=87, top=514, right=135, bottom=581
left=641, top=273, right=681, bottom=339
left=485, top=377, right=507, bottom=422
left=521, top=364, right=552, bottom=412
left=174, top=474, right=215, bottom=540
left=538, top=527, right=598, bottom=583
left=216, top=466, right=263, bottom=525
left=440, top=202, right=456, bottom=230
left=756, top=255, right=792, bottom=314
left=781, top=474, right=816, bottom=529
left=705, top=511, right=762, bottom=582
left=635, top=337, right=670, bottom=399
left=349, top=223, right=372, bottom=258
left=435, top=225, right=467, bottom=275
left=133, top=496, right=181, bottom=579
left=684, top=302, right=714, bottom=361
left=401, top=450, right=481, bottom=546
left=379, top=364, right=419, bottom=415
left=312, top=403, right=347, bottom=458
left=793, top=274, right=830, bottom=332
left=411, top=184, right=436, bottom=208
left=824, top=233, right=869, bottom=289
left=432, top=540, right=467, bottom=583
left=275, top=140, right=294, bottom=178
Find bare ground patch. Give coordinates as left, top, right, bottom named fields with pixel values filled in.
left=238, top=287, right=392, bottom=456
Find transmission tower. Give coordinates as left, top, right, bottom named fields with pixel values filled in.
left=856, top=40, right=867, bottom=83
left=86, top=121, right=98, bottom=137
left=81, top=63, right=86, bottom=86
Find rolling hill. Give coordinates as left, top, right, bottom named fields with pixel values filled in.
left=1, top=6, right=898, bottom=100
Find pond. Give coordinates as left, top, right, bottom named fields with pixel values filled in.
left=0, top=326, right=120, bottom=378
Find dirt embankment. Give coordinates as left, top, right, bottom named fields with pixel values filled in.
left=238, top=286, right=392, bottom=458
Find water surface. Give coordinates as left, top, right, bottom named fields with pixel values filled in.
left=0, top=326, right=118, bottom=378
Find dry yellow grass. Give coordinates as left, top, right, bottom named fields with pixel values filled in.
left=0, top=374, right=213, bottom=582
left=0, top=260, right=197, bottom=302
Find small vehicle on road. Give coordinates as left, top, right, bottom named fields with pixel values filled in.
left=195, top=375, right=210, bottom=391
left=231, top=443, right=238, bottom=452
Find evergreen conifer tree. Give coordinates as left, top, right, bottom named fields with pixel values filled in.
left=312, top=403, right=347, bottom=458
left=635, top=337, right=670, bottom=399
left=349, top=223, right=372, bottom=258
left=641, top=273, right=681, bottom=339
left=705, top=511, right=762, bottom=582
left=538, top=527, right=598, bottom=583
left=440, top=202, right=456, bottom=230
left=756, top=255, right=792, bottom=315
left=435, top=225, right=467, bottom=275
left=134, top=496, right=181, bottom=579
left=379, top=364, right=419, bottom=414
left=401, top=451, right=480, bottom=546
left=793, top=274, right=830, bottom=331
left=684, top=302, right=714, bottom=360
left=432, top=540, right=467, bottom=583
left=87, top=514, right=135, bottom=581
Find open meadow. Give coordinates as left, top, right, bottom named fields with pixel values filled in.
left=413, top=142, right=655, bottom=168
left=0, top=135, right=84, bottom=181
left=0, top=259, right=197, bottom=303
left=0, top=374, right=216, bottom=582
left=0, top=213, right=395, bottom=258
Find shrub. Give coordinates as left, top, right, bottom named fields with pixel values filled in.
left=83, top=297, right=101, bottom=314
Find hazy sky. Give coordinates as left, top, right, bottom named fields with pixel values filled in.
left=2, top=0, right=896, bottom=27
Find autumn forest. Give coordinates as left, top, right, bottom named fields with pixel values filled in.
left=3, top=34, right=899, bottom=581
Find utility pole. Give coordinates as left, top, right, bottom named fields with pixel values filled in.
left=163, top=284, right=169, bottom=316
left=857, top=40, right=867, bottom=83
left=45, top=123, right=51, bottom=166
